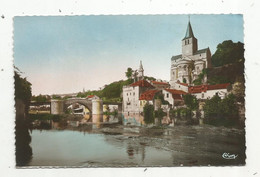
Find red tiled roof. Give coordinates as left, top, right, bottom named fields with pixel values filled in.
left=151, top=81, right=169, bottom=85
left=139, top=90, right=160, bottom=101
left=130, top=80, right=154, bottom=88
left=87, top=95, right=95, bottom=98
left=164, top=88, right=187, bottom=95
left=189, top=83, right=230, bottom=94
left=207, top=83, right=230, bottom=90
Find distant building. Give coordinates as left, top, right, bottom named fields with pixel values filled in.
left=86, top=95, right=100, bottom=101
left=150, top=80, right=170, bottom=90
left=170, top=19, right=212, bottom=88
left=162, top=89, right=187, bottom=107
left=122, top=79, right=154, bottom=116
left=189, top=83, right=231, bottom=99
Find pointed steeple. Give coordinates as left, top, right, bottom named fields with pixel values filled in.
left=139, top=60, right=144, bottom=72
left=183, top=20, right=195, bottom=40
left=138, top=60, right=144, bottom=81
left=181, top=17, right=198, bottom=56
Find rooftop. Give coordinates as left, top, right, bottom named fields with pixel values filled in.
left=164, top=88, right=187, bottom=95
left=189, top=83, right=230, bottom=93
left=130, top=80, right=154, bottom=88
left=183, top=21, right=195, bottom=40
left=151, top=81, right=169, bottom=86
left=195, top=48, right=209, bottom=55
left=139, top=90, right=160, bottom=101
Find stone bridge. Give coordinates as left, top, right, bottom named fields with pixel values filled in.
left=51, top=98, right=103, bottom=115
left=51, top=98, right=122, bottom=115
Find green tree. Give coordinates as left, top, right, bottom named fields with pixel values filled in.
left=144, top=76, right=156, bottom=81
left=154, top=108, right=166, bottom=118
left=125, top=67, right=133, bottom=80
left=183, top=94, right=198, bottom=111
left=183, top=94, right=198, bottom=118
left=203, top=95, right=222, bottom=118
left=221, top=94, right=238, bottom=118
left=14, top=71, right=32, bottom=116
left=143, top=103, right=154, bottom=124
left=211, top=40, right=244, bottom=67
left=14, top=70, right=33, bottom=166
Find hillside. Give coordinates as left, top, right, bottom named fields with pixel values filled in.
left=207, top=59, right=244, bottom=85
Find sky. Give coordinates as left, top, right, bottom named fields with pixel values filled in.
left=14, top=15, right=243, bottom=95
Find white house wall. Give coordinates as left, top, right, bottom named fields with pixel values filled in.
left=123, top=86, right=141, bottom=114
left=162, top=90, right=174, bottom=107
left=192, top=88, right=229, bottom=99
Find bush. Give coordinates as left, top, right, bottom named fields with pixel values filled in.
left=203, top=94, right=239, bottom=127
left=154, top=108, right=166, bottom=118
left=143, top=103, right=154, bottom=124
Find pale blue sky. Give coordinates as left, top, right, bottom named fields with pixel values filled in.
left=14, top=15, right=243, bottom=95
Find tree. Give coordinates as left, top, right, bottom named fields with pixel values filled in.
left=183, top=94, right=198, bottom=118
left=221, top=94, right=238, bottom=118
left=14, top=70, right=33, bottom=166
left=203, top=94, right=239, bottom=127
left=203, top=95, right=222, bottom=118
left=143, top=103, right=154, bottom=124
left=125, top=67, right=133, bottom=80
left=14, top=71, right=32, bottom=116
left=211, top=40, right=244, bottom=67
left=183, top=94, right=198, bottom=111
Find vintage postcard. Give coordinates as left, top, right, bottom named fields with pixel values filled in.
left=13, top=15, right=245, bottom=167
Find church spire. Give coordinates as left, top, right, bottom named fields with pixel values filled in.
left=138, top=60, right=144, bottom=81
left=183, top=17, right=195, bottom=39
left=139, top=60, right=144, bottom=72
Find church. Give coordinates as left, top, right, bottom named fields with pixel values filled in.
left=169, top=20, right=212, bottom=89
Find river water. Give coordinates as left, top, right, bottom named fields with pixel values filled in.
left=25, top=115, right=245, bottom=167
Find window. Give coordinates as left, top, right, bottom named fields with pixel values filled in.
left=167, top=93, right=169, bottom=98
left=133, top=92, right=135, bottom=96
left=127, top=93, right=128, bottom=96
left=202, top=93, right=204, bottom=98
left=130, top=93, right=131, bottom=96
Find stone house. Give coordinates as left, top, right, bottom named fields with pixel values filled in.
left=162, top=89, right=187, bottom=108
left=122, top=79, right=155, bottom=116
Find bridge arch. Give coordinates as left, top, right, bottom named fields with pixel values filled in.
left=64, top=98, right=92, bottom=114
left=51, top=98, right=104, bottom=115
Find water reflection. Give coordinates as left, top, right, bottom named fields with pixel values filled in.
left=32, top=114, right=122, bottom=131
left=122, top=113, right=175, bottom=127
left=27, top=113, right=245, bottom=167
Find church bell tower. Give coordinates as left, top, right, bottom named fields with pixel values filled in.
left=182, top=19, right=198, bottom=56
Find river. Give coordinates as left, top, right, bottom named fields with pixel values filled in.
left=22, top=115, right=245, bottom=167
